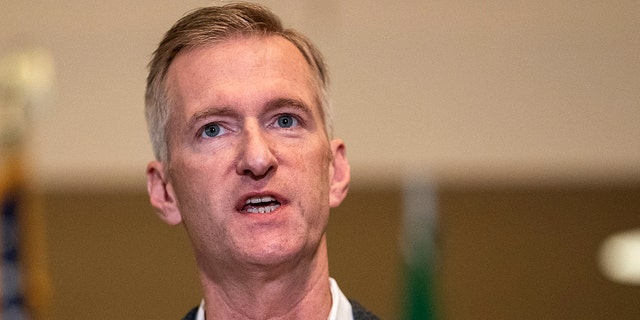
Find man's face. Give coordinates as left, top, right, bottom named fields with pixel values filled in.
left=147, top=36, right=349, bottom=269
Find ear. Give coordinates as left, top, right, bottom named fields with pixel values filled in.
left=146, top=161, right=183, bottom=225
left=329, top=139, right=351, bottom=208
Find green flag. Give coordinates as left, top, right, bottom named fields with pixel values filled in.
left=402, top=177, right=438, bottom=320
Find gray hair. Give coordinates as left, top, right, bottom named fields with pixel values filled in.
left=145, top=2, right=332, bottom=162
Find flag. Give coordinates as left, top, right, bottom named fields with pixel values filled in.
left=1, top=152, right=29, bottom=320
left=0, top=141, right=52, bottom=320
left=0, top=46, right=54, bottom=320
left=2, top=183, right=29, bottom=319
left=402, top=176, right=438, bottom=320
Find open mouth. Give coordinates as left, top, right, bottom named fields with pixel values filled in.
left=242, top=195, right=281, bottom=214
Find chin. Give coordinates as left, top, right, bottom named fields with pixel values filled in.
left=239, top=241, right=312, bottom=268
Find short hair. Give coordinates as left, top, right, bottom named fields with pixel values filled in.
left=145, top=2, right=332, bottom=162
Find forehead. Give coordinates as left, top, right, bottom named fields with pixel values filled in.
left=165, top=35, right=318, bottom=115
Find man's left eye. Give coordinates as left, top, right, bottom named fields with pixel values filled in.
left=276, top=114, right=298, bottom=128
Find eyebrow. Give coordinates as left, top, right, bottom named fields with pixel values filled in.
left=185, top=106, right=238, bottom=133
left=264, top=98, right=314, bottom=118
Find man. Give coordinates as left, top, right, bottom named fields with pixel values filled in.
left=144, top=2, right=379, bottom=320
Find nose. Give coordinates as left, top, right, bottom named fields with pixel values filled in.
left=236, top=120, right=277, bottom=178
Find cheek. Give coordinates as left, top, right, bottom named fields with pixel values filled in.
left=287, top=139, right=331, bottom=180
left=290, top=142, right=333, bottom=209
left=168, top=159, right=221, bottom=215
left=169, top=163, right=229, bottom=248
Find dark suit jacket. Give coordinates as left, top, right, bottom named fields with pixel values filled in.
left=182, top=299, right=379, bottom=320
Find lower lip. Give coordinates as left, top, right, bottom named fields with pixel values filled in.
left=243, top=204, right=281, bottom=214
left=239, top=205, right=286, bottom=226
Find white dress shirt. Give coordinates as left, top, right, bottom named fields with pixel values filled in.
left=195, top=277, right=353, bottom=320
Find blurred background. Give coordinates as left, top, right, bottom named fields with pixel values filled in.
left=1, top=0, right=639, bottom=319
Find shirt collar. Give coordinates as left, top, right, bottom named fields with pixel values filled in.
left=195, top=277, right=353, bottom=320
left=328, top=277, right=354, bottom=320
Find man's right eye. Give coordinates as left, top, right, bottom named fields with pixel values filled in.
left=201, top=123, right=225, bottom=138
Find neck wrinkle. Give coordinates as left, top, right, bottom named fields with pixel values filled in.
left=199, top=236, right=332, bottom=320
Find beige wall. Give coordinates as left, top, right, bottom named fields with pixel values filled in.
left=0, top=0, right=638, bottom=191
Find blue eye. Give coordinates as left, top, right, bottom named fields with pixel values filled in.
left=201, top=123, right=223, bottom=138
left=276, top=114, right=298, bottom=128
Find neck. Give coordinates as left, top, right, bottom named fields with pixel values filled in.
left=198, top=237, right=332, bottom=320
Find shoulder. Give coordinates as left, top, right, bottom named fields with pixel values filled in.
left=349, top=299, right=380, bottom=320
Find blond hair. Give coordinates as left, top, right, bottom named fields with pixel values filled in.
left=145, top=2, right=331, bottom=162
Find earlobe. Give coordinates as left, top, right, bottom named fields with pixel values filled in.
left=146, top=161, right=183, bottom=225
left=329, top=139, right=351, bottom=208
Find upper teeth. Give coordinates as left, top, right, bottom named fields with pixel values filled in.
left=246, top=196, right=276, bottom=204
